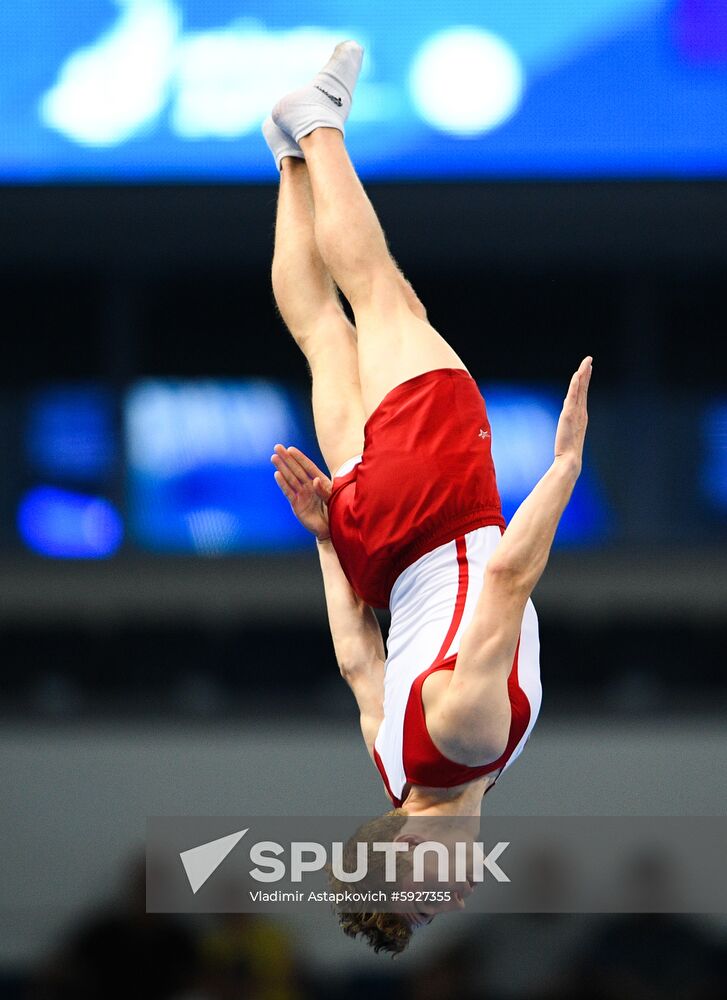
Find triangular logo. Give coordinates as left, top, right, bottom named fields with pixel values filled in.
left=180, top=828, right=248, bottom=894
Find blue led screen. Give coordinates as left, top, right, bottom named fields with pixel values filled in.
left=12, top=378, right=613, bottom=557
left=3, top=0, right=727, bottom=182
left=121, top=379, right=612, bottom=556
left=124, top=379, right=316, bottom=553
left=18, top=486, right=124, bottom=558
left=702, top=400, right=727, bottom=511
left=25, top=386, right=117, bottom=481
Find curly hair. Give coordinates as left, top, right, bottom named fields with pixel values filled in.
left=328, top=809, right=415, bottom=956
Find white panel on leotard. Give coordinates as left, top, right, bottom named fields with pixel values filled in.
left=373, top=526, right=542, bottom=801
left=332, top=454, right=363, bottom=480
left=499, top=597, right=542, bottom=776
left=376, top=537, right=461, bottom=801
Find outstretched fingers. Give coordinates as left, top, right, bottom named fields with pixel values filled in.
left=273, top=469, right=296, bottom=502
left=272, top=443, right=306, bottom=482
left=576, top=356, right=593, bottom=407
left=288, top=446, right=331, bottom=487
left=271, top=444, right=305, bottom=483
left=271, top=448, right=301, bottom=493
left=271, top=444, right=333, bottom=500
left=566, top=357, right=593, bottom=408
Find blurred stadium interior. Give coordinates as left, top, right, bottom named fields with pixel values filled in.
left=2, top=2, right=727, bottom=998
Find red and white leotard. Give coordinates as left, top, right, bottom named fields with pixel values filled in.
left=327, top=369, right=542, bottom=805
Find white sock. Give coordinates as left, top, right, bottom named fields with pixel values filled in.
left=261, top=116, right=304, bottom=171
left=272, top=40, right=364, bottom=143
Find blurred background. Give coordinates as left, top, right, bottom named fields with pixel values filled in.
left=1, top=0, right=726, bottom=997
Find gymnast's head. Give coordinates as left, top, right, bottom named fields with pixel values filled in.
left=328, top=809, right=476, bottom=955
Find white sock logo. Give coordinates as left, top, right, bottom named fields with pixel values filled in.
left=315, top=85, right=343, bottom=107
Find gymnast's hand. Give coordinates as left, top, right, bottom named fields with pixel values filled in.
left=271, top=444, right=333, bottom=541
left=554, top=356, right=592, bottom=476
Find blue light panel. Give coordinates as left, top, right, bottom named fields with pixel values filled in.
left=18, top=486, right=123, bottom=558
left=2, top=0, right=727, bottom=182
left=125, top=379, right=314, bottom=553
left=702, top=400, right=727, bottom=510
left=25, top=386, right=116, bottom=480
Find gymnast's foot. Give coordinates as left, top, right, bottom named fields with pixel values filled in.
left=272, top=40, right=364, bottom=143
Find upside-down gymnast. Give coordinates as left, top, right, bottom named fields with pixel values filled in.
left=264, top=41, right=592, bottom=953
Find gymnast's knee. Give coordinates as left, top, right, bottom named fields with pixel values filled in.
left=274, top=287, right=350, bottom=350
left=348, top=263, right=426, bottom=321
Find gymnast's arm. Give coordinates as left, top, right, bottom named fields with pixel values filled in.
left=431, top=357, right=592, bottom=759
left=270, top=443, right=384, bottom=754
left=315, top=536, right=385, bottom=756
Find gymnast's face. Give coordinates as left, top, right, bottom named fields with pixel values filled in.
left=394, top=819, right=478, bottom=926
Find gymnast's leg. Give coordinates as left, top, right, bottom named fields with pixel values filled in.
left=299, top=126, right=469, bottom=418
left=270, top=149, right=365, bottom=477
left=269, top=39, right=466, bottom=420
